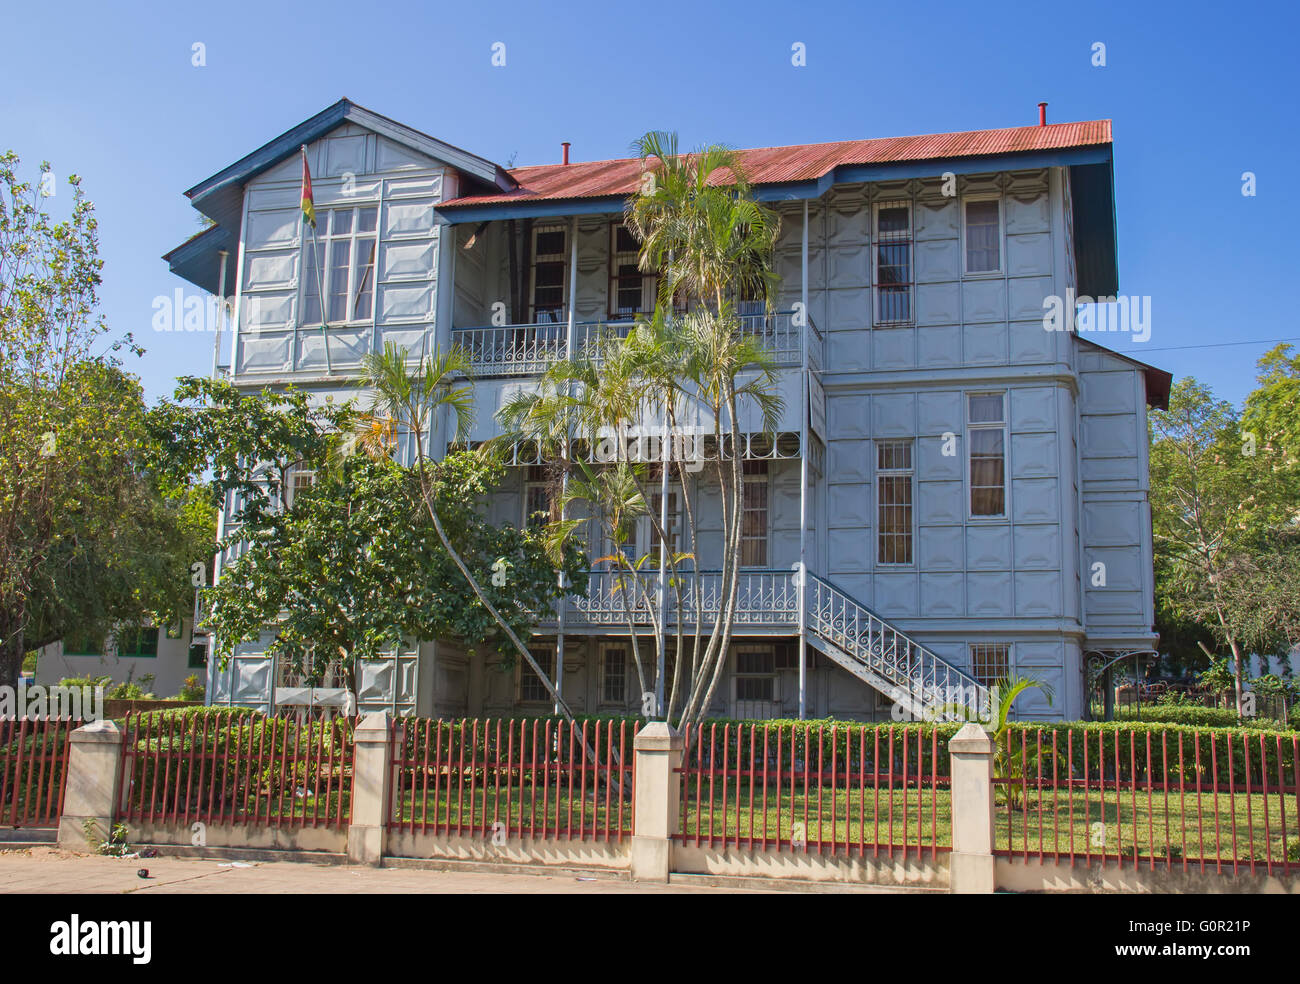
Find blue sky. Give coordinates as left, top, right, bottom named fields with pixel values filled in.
left=3, top=0, right=1296, bottom=405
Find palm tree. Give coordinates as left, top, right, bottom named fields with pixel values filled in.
left=355, top=341, right=577, bottom=722
left=983, top=673, right=1055, bottom=810
left=624, top=132, right=784, bottom=726
left=500, top=330, right=684, bottom=714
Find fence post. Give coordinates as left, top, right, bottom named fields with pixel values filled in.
left=630, top=722, right=682, bottom=882
left=948, top=722, right=996, bottom=894
left=57, top=720, right=124, bottom=851
left=346, top=711, right=393, bottom=866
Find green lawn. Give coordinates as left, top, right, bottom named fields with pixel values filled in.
left=390, top=778, right=1300, bottom=868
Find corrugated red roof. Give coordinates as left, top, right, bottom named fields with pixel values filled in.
left=441, top=120, right=1111, bottom=208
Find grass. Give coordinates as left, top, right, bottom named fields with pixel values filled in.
left=390, top=775, right=1300, bottom=869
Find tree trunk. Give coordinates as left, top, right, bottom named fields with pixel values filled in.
left=0, top=605, right=25, bottom=693
left=1228, top=636, right=1247, bottom=719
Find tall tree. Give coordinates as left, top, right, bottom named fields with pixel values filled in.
left=0, top=153, right=203, bottom=689
left=153, top=371, right=583, bottom=694
left=1149, top=377, right=1263, bottom=711
left=624, top=131, right=783, bottom=723
left=356, top=343, right=586, bottom=720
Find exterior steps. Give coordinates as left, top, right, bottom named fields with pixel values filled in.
left=804, top=575, right=988, bottom=722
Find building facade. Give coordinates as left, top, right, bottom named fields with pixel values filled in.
left=166, top=100, right=1168, bottom=722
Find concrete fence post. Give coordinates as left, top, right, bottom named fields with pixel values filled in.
left=347, top=711, right=394, bottom=865
left=948, top=722, right=996, bottom=893
left=630, top=722, right=682, bottom=882
left=57, top=719, right=124, bottom=851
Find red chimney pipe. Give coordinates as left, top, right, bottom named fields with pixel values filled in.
left=562, top=142, right=571, bottom=165
left=1038, top=102, right=1048, bottom=127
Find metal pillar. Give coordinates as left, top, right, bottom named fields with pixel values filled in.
left=798, top=200, right=810, bottom=720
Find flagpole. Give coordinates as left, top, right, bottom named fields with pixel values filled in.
left=301, top=144, right=333, bottom=375
left=310, top=222, right=332, bottom=374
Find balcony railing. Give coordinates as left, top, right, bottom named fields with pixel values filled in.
left=555, top=568, right=800, bottom=628
left=452, top=311, right=818, bottom=378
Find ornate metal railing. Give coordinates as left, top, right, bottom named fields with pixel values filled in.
left=451, top=311, right=815, bottom=377
left=806, top=574, right=989, bottom=720
left=558, top=568, right=800, bottom=627
left=450, top=323, right=566, bottom=377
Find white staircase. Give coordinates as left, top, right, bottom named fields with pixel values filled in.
left=804, top=574, right=989, bottom=722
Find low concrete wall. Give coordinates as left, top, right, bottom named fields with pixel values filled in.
left=673, top=844, right=949, bottom=888
left=124, top=821, right=346, bottom=855
left=996, top=856, right=1300, bottom=894
left=386, top=830, right=630, bottom=870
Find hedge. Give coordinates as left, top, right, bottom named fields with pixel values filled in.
left=392, top=714, right=1298, bottom=787
left=120, top=708, right=353, bottom=819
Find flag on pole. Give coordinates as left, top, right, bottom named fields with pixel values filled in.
left=299, top=145, right=316, bottom=230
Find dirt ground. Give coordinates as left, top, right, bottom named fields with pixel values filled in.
left=0, top=847, right=753, bottom=894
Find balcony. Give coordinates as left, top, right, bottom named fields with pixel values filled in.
left=548, top=568, right=801, bottom=630
left=451, top=311, right=820, bottom=378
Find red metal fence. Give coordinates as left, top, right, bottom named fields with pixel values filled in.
left=117, top=712, right=354, bottom=829
left=0, top=717, right=78, bottom=827
left=388, top=718, right=637, bottom=842
left=676, top=723, right=951, bottom=858
left=996, top=727, right=1300, bottom=875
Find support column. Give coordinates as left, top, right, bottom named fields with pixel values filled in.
left=797, top=199, right=810, bottom=720
left=948, top=722, right=996, bottom=893
left=346, top=711, right=395, bottom=866
left=57, top=720, right=124, bottom=851
left=629, top=722, right=683, bottom=881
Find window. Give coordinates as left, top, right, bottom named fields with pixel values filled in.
left=646, top=486, right=680, bottom=563
left=734, top=646, right=778, bottom=717
left=609, top=224, right=654, bottom=318
left=967, top=393, right=1007, bottom=517
left=531, top=226, right=567, bottom=323
left=877, top=440, right=913, bottom=564
left=520, top=647, right=556, bottom=703
left=963, top=197, right=1002, bottom=274
left=302, top=205, right=378, bottom=325
left=601, top=646, right=627, bottom=704
left=874, top=202, right=912, bottom=323
left=741, top=461, right=769, bottom=567
left=522, top=466, right=550, bottom=530
left=64, top=633, right=103, bottom=657
left=115, top=627, right=159, bottom=659
left=970, top=643, right=1010, bottom=689
left=287, top=468, right=316, bottom=508
left=187, top=642, right=208, bottom=669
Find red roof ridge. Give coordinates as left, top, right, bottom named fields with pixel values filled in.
left=441, top=119, right=1113, bottom=208
left=502, top=119, right=1113, bottom=177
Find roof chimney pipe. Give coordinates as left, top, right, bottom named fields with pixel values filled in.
left=1038, top=102, right=1048, bottom=127
left=561, top=141, right=571, bottom=165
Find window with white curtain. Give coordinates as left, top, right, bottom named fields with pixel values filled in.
left=968, top=393, right=1007, bottom=517
left=301, top=205, right=377, bottom=326
left=963, top=197, right=1002, bottom=274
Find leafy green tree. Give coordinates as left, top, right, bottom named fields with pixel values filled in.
left=1242, top=343, right=1300, bottom=523
left=0, top=153, right=208, bottom=689
left=354, top=343, right=587, bottom=718
left=154, top=370, right=583, bottom=697
left=1149, top=377, right=1263, bottom=714
left=502, top=133, right=785, bottom=726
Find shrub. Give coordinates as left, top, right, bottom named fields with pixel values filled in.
left=175, top=675, right=205, bottom=702
left=120, top=710, right=354, bottom=819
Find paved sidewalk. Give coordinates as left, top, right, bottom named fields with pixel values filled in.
left=0, top=847, right=749, bottom=894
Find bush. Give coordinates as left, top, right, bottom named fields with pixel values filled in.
left=56, top=675, right=113, bottom=691
left=1114, top=704, right=1294, bottom=729
left=175, top=675, right=205, bottom=702
left=120, top=709, right=354, bottom=819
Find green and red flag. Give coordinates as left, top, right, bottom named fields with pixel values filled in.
left=299, top=145, right=316, bottom=229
